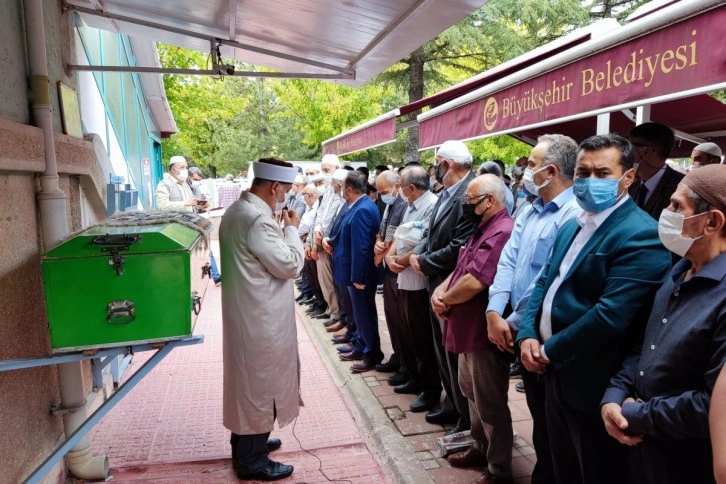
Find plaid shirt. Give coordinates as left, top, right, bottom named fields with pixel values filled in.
left=218, top=181, right=242, bottom=209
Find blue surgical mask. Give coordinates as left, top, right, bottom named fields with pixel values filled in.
left=381, top=194, right=394, bottom=205
left=573, top=173, right=627, bottom=213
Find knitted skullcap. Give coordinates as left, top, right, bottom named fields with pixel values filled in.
left=682, top=164, right=726, bottom=213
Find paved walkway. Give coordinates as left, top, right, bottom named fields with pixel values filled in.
left=86, top=243, right=536, bottom=483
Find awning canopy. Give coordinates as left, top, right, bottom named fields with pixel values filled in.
left=65, top=0, right=489, bottom=86
left=322, top=19, right=619, bottom=155
left=418, top=0, right=726, bottom=151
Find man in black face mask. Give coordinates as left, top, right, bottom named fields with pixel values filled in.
left=430, top=174, right=515, bottom=483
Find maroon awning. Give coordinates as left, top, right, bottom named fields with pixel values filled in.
left=322, top=110, right=399, bottom=156
left=418, top=3, right=726, bottom=150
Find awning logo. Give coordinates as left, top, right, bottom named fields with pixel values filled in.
left=483, top=97, right=498, bottom=131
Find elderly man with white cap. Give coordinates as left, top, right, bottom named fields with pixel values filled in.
left=691, top=142, right=723, bottom=169
left=406, top=140, right=477, bottom=434
left=155, top=155, right=199, bottom=211
left=601, top=164, right=726, bottom=484
left=220, top=157, right=304, bottom=481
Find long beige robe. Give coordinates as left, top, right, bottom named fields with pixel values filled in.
left=220, top=191, right=304, bottom=435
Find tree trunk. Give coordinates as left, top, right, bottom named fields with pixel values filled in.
left=404, top=47, right=425, bottom=164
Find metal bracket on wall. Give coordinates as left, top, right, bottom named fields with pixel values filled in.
left=0, top=335, right=204, bottom=484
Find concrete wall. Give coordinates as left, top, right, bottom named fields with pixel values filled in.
left=0, top=1, right=31, bottom=124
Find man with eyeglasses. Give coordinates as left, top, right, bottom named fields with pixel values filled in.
left=430, top=174, right=514, bottom=484
left=628, top=122, right=684, bottom=220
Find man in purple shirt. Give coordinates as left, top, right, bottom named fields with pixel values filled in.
left=431, top=174, right=514, bottom=484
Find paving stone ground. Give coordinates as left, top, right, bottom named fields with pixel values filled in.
left=86, top=240, right=536, bottom=483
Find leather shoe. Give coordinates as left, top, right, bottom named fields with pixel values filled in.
left=235, top=460, right=294, bottom=481
left=425, top=408, right=459, bottom=425
left=409, top=392, right=439, bottom=412
left=387, top=371, right=408, bottom=386
left=266, top=438, right=282, bottom=452
left=351, top=357, right=379, bottom=373
left=393, top=381, right=420, bottom=395
left=331, top=335, right=350, bottom=344
left=375, top=360, right=399, bottom=373
left=447, top=446, right=487, bottom=468
left=306, top=305, right=325, bottom=315
left=336, top=344, right=355, bottom=353
left=294, top=294, right=306, bottom=302
left=445, top=420, right=471, bottom=436
left=326, top=322, right=345, bottom=332
left=474, top=469, right=514, bottom=484
left=515, top=380, right=525, bottom=393
left=339, top=351, right=364, bottom=361
left=323, top=318, right=339, bottom=327
left=313, top=312, right=331, bottom=320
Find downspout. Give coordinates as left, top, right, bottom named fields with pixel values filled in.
left=23, top=0, right=109, bottom=480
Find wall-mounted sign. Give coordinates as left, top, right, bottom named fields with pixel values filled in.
left=57, top=81, right=83, bottom=139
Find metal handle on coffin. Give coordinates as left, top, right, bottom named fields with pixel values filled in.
left=107, top=300, right=135, bottom=324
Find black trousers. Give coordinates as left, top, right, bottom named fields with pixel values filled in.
left=303, top=259, right=324, bottom=303
left=428, top=306, right=469, bottom=425
left=231, top=432, right=270, bottom=474
left=382, top=271, right=404, bottom=365
left=544, top=371, right=627, bottom=484
left=521, top=367, right=555, bottom=484
left=399, top=288, right=441, bottom=398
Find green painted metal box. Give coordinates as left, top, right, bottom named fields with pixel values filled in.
left=42, top=223, right=210, bottom=352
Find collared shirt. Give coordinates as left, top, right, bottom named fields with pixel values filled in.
left=397, top=191, right=438, bottom=291
left=641, top=167, right=666, bottom=205
left=379, top=196, right=408, bottom=243
left=313, top=185, right=343, bottom=235
left=444, top=209, right=513, bottom=353
left=299, top=199, right=319, bottom=237
left=218, top=181, right=242, bottom=209
left=540, top=194, right=630, bottom=342
left=433, top=174, right=468, bottom=221
left=602, top=251, right=726, bottom=441
left=487, top=187, right=580, bottom=330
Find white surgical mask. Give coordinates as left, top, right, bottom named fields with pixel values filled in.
left=175, top=168, right=189, bottom=182
left=274, top=185, right=286, bottom=213
left=316, top=185, right=326, bottom=196
left=191, top=180, right=202, bottom=188
left=658, top=209, right=706, bottom=257
left=522, top=165, right=551, bottom=196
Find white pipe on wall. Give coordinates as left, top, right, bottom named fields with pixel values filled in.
left=23, top=0, right=108, bottom=480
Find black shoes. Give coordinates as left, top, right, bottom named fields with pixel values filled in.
left=393, top=381, right=420, bottom=395
left=410, top=393, right=439, bottom=413
left=375, top=360, right=399, bottom=373
left=509, top=361, right=522, bottom=379
left=445, top=419, right=471, bottom=436
left=266, top=438, right=282, bottom=452
left=235, top=461, right=293, bottom=481
left=515, top=380, right=525, bottom=393
left=425, top=408, right=459, bottom=425
left=387, top=372, right=408, bottom=386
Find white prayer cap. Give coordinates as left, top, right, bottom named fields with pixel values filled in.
left=169, top=155, right=186, bottom=167
left=436, top=140, right=472, bottom=164
left=332, top=169, right=348, bottom=182
left=310, top=173, right=325, bottom=182
left=252, top=159, right=298, bottom=183
left=321, top=154, right=340, bottom=167
left=693, top=142, right=722, bottom=158
left=294, top=174, right=305, bottom=184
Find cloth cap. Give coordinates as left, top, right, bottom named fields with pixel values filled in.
left=693, top=142, right=722, bottom=158
left=436, top=140, right=472, bottom=164
left=682, top=164, right=726, bottom=213
left=252, top=160, right=298, bottom=183
left=169, top=155, right=186, bottom=168
left=332, top=169, right=348, bottom=182
left=322, top=154, right=340, bottom=166
left=294, top=174, right=305, bottom=184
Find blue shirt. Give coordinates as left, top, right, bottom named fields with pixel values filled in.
left=487, top=187, right=580, bottom=330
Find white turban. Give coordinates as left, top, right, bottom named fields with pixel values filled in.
left=436, top=140, right=472, bottom=164
left=252, top=161, right=298, bottom=183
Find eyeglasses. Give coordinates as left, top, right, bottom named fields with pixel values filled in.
left=464, top=193, right=489, bottom=204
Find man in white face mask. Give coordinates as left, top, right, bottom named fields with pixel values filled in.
left=155, top=155, right=199, bottom=212
left=601, top=164, right=726, bottom=484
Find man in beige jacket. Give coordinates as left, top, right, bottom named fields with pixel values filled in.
left=220, top=157, right=304, bottom=481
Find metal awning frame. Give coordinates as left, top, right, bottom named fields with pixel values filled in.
left=64, top=2, right=356, bottom=80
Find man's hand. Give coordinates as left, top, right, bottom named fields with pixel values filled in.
left=310, top=248, right=319, bottom=261
left=520, top=338, right=548, bottom=373
left=410, top=254, right=422, bottom=274
left=431, top=287, right=449, bottom=318
left=184, top=198, right=199, bottom=207
left=322, top=237, right=333, bottom=254
left=374, top=240, right=389, bottom=255
left=353, top=282, right=365, bottom=290
left=385, top=256, right=405, bottom=273
left=601, top=400, right=644, bottom=446
left=282, top=209, right=300, bottom=228
left=486, top=311, right=514, bottom=354
left=304, top=245, right=312, bottom=260
left=314, top=231, right=323, bottom=246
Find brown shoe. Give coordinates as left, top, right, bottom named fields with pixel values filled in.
left=474, top=469, right=513, bottom=484
left=325, top=322, right=345, bottom=332
left=447, top=446, right=487, bottom=468
left=339, top=351, right=364, bottom=361
left=350, top=357, right=378, bottom=373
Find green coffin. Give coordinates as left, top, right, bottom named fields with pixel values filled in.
left=42, top=223, right=209, bottom=352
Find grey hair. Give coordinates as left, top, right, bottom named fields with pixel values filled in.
left=476, top=174, right=507, bottom=206
left=538, top=134, right=578, bottom=180
left=378, top=170, right=400, bottom=186
left=686, top=186, right=712, bottom=214
left=400, top=166, right=429, bottom=191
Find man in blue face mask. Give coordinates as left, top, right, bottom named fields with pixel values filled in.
left=516, top=133, right=672, bottom=484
